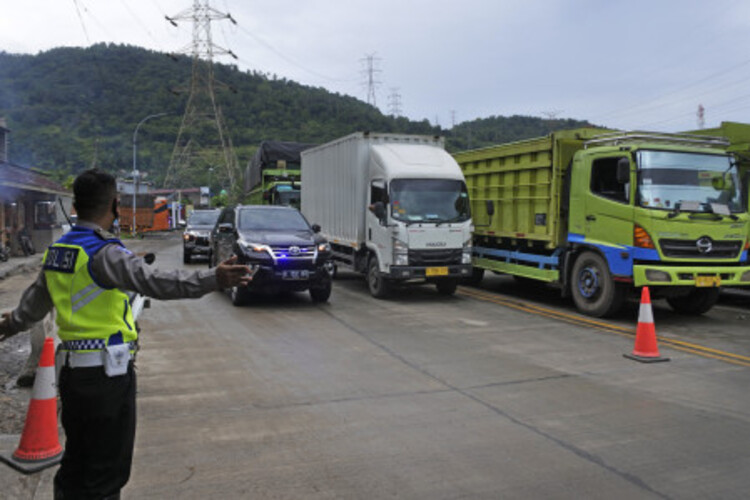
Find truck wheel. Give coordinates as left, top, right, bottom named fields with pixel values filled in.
left=231, top=286, right=251, bottom=306
left=570, top=251, right=625, bottom=317
left=310, top=279, right=332, bottom=303
left=463, top=267, right=484, bottom=286
left=368, top=257, right=391, bottom=299
left=436, top=278, right=459, bottom=295
left=666, top=288, right=719, bottom=315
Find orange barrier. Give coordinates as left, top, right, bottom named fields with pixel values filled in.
left=624, top=287, right=670, bottom=363
left=0, top=338, right=63, bottom=473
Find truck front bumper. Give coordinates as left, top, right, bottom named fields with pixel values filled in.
left=633, top=264, right=750, bottom=287
left=387, top=264, right=472, bottom=280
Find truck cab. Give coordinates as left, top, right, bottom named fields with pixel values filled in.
left=567, top=134, right=749, bottom=315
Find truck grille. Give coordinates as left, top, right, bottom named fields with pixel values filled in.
left=195, top=236, right=209, bottom=246
left=659, top=238, right=742, bottom=259
left=409, top=248, right=463, bottom=266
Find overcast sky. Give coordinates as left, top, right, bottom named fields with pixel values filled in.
left=2, top=0, right=750, bottom=132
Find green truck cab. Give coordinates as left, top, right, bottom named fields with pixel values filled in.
left=454, top=128, right=750, bottom=317
left=245, top=141, right=317, bottom=208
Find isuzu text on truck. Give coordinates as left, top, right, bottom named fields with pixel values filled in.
left=301, top=132, right=473, bottom=298
left=454, top=129, right=750, bottom=317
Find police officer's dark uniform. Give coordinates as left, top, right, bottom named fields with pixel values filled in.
left=0, top=171, right=249, bottom=499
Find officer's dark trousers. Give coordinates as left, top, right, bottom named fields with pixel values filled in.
left=54, top=363, right=136, bottom=500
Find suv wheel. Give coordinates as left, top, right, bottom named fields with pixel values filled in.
left=310, top=279, right=332, bottom=303
left=231, top=286, right=250, bottom=306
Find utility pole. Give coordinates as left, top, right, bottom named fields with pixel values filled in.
left=361, top=53, right=381, bottom=107
left=163, top=0, right=241, bottom=197
left=387, top=88, right=402, bottom=117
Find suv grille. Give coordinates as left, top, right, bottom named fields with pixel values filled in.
left=409, top=248, right=463, bottom=266
left=659, top=238, right=742, bottom=259
left=269, top=245, right=315, bottom=259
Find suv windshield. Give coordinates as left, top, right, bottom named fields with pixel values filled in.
left=188, top=211, right=219, bottom=226
left=390, top=179, right=471, bottom=223
left=638, top=151, right=741, bottom=213
left=238, top=208, right=310, bottom=231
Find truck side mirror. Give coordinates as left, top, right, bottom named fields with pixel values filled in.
left=312, top=223, right=321, bottom=233
left=616, top=158, right=631, bottom=184
left=485, top=200, right=495, bottom=216
left=370, top=201, right=386, bottom=221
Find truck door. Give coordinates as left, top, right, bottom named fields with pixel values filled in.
left=367, top=179, right=391, bottom=269
left=583, top=156, right=634, bottom=253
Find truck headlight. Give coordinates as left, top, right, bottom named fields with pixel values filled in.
left=392, top=238, right=409, bottom=266
left=462, top=238, right=472, bottom=264
left=317, top=242, right=331, bottom=253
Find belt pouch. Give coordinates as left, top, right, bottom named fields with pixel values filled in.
left=102, top=343, right=130, bottom=377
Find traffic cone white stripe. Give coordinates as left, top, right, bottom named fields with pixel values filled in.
left=32, top=364, right=57, bottom=401
left=638, top=302, right=654, bottom=325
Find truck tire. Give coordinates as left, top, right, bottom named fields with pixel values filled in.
left=570, top=251, right=625, bottom=318
left=231, top=285, right=251, bottom=306
left=368, top=257, right=391, bottom=299
left=310, top=279, right=332, bottom=303
left=435, top=278, right=459, bottom=295
left=666, top=288, right=719, bottom=315
left=463, top=267, right=484, bottom=286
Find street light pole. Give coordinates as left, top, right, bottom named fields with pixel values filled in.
left=208, top=167, right=214, bottom=208
left=132, top=112, right=168, bottom=236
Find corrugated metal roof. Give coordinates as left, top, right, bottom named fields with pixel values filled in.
left=0, top=162, right=70, bottom=196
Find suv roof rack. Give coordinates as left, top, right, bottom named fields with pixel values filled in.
left=584, top=131, right=729, bottom=149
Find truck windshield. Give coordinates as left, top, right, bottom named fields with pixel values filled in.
left=275, top=190, right=300, bottom=209
left=390, top=179, right=471, bottom=223
left=188, top=211, right=219, bottom=226
left=637, top=151, right=742, bottom=213
left=238, top=208, right=310, bottom=231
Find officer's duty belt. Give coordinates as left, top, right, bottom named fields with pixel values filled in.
left=58, top=339, right=137, bottom=369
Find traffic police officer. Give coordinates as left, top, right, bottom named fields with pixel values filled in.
left=0, top=169, right=252, bottom=499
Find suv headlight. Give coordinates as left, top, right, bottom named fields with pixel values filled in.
left=462, top=238, right=472, bottom=264
left=317, top=242, right=331, bottom=253
left=392, top=238, right=409, bottom=266
left=238, top=239, right=272, bottom=254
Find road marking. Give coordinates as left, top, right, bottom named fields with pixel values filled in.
left=458, top=287, right=750, bottom=368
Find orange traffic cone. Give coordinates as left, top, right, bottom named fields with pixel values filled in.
left=0, top=337, right=63, bottom=474
left=624, top=287, right=670, bottom=363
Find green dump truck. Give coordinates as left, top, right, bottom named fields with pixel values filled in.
left=245, top=141, right=317, bottom=208
left=454, top=128, right=750, bottom=317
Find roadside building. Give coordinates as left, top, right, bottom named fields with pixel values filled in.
left=0, top=120, right=72, bottom=256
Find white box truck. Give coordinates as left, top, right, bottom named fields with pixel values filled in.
left=301, top=132, right=473, bottom=297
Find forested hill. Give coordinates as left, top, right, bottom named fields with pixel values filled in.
left=0, top=44, right=592, bottom=187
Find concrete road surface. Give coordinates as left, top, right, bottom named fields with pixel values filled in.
left=5, top=232, right=750, bottom=499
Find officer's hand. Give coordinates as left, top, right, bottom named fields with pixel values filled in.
left=0, top=312, right=16, bottom=341
left=216, top=255, right=253, bottom=290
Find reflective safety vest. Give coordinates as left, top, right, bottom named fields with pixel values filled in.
left=43, top=226, right=136, bottom=346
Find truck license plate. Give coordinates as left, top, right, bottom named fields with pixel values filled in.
left=282, top=270, right=309, bottom=280
left=695, top=275, right=720, bottom=287
left=426, top=266, right=449, bottom=277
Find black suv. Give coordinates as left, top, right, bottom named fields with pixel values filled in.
left=183, top=209, right=220, bottom=263
left=209, top=205, right=333, bottom=305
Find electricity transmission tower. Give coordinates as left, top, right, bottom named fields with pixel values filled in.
left=163, top=0, right=240, bottom=193
left=387, top=88, right=402, bottom=117
left=361, top=54, right=381, bottom=107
